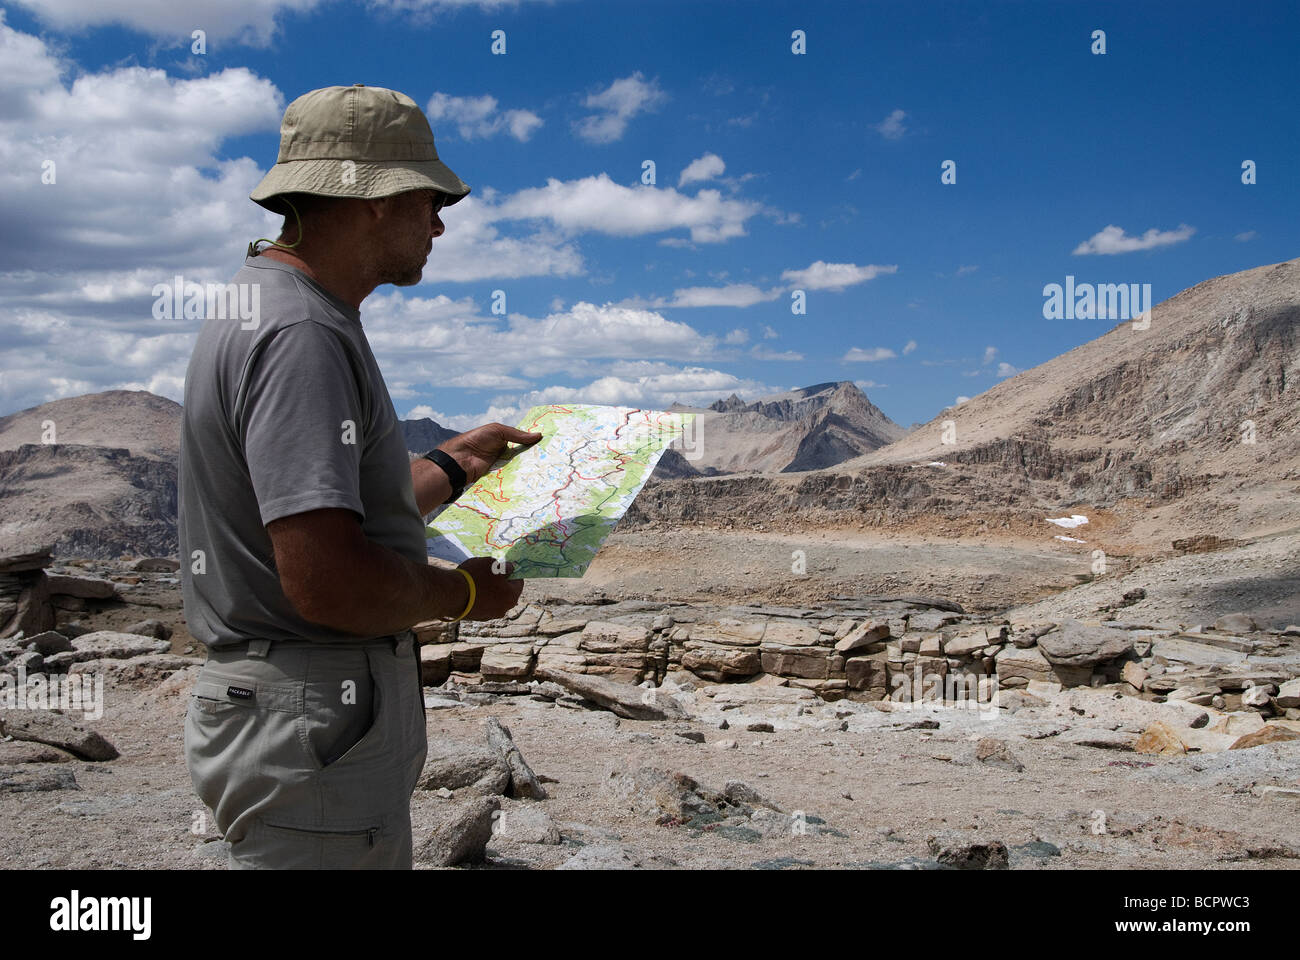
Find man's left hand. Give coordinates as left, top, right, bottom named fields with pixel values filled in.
left=438, top=423, right=544, bottom=486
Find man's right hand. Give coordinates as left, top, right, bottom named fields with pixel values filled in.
left=456, top=556, right=524, bottom=621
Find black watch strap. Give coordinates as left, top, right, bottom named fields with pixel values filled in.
left=423, top=449, right=468, bottom=502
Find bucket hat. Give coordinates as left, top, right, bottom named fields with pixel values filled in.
left=249, top=83, right=470, bottom=214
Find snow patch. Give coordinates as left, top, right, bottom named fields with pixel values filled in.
left=1046, top=514, right=1089, bottom=529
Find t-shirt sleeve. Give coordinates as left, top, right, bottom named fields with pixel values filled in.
left=238, top=320, right=367, bottom=526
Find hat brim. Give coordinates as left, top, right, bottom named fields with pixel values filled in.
left=249, top=157, right=471, bottom=214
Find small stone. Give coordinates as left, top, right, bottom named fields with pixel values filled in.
left=1133, top=721, right=1186, bottom=756
left=715, top=739, right=738, bottom=750
left=1214, top=613, right=1259, bottom=634
left=975, top=738, right=1024, bottom=772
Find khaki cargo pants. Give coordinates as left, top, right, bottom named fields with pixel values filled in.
left=184, top=631, right=427, bottom=869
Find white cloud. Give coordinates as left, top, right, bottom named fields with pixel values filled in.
left=663, top=284, right=782, bottom=308
left=875, top=108, right=907, bottom=140
left=902, top=339, right=917, bottom=355
left=751, top=345, right=803, bottom=361
left=1234, top=230, right=1256, bottom=242
left=996, top=362, right=1019, bottom=378
left=982, top=346, right=998, bottom=364
left=492, top=173, right=762, bottom=244
left=424, top=194, right=585, bottom=282
left=418, top=366, right=779, bottom=431
left=573, top=72, right=666, bottom=144
left=762, top=325, right=779, bottom=339
left=854, top=380, right=885, bottom=390
left=723, top=328, right=748, bottom=344
left=956, top=264, right=978, bottom=276
left=954, top=396, right=970, bottom=406
left=781, top=261, right=897, bottom=291
left=9, top=0, right=551, bottom=45
left=843, top=347, right=896, bottom=363
left=425, top=93, right=542, bottom=142
left=1072, top=223, right=1195, bottom=255
left=678, top=152, right=725, bottom=187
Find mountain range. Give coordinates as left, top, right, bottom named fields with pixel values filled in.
left=2, top=255, right=1297, bottom=558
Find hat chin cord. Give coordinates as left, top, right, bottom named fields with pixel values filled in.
left=247, top=196, right=305, bottom=258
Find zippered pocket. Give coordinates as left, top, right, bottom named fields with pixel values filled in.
left=262, top=820, right=379, bottom=848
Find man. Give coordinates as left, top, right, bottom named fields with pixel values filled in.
left=178, top=84, right=541, bottom=869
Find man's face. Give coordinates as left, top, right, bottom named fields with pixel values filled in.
left=374, top=188, right=446, bottom=287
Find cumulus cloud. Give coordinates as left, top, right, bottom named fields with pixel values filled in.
left=426, top=93, right=543, bottom=142
left=678, top=152, right=725, bottom=187
left=1072, top=223, right=1195, bottom=255
left=996, top=362, right=1019, bottom=378
left=8, top=0, right=551, bottom=45
left=982, top=346, right=998, bottom=364
left=1234, top=230, right=1256, bottom=242
left=902, top=339, right=917, bottom=355
left=662, top=284, right=782, bottom=308
left=492, top=173, right=762, bottom=244
left=750, top=345, right=803, bottom=361
left=875, top=108, right=907, bottom=140
left=573, top=72, right=666, bottom=144
left=781, top=261, right=897, bottom=291
left=843, top=347, right=896, bottom=363
left=412, top=366, right=779, bottom=431
left=762, top=325, right=779, bottom=339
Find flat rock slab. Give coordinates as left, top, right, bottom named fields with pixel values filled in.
left=534, top=667, right=688, bottom=720
left=0, top=709, right=119, bottom=761
left=1038, top=620, right=1134, bottom=666
left=44, top=632, right=170, bottom=668
left=0, top=765, right=79, bottom=793
left=44, top=574, right=118, bottom=599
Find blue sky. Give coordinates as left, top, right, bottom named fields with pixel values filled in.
left=1, top=0, right=1296, bottom=430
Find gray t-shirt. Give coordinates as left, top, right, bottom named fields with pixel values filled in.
left=178, top=252, right=427, bottom=649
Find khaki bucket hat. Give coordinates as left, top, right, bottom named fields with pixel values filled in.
left=249, top=83, right=470, bottom=214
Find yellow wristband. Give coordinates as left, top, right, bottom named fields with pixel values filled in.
left=442, top=567, right=475, bottom=623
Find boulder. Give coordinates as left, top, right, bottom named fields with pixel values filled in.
left=122, top=619, right=173, bottom=643
left=416, top=797, right=500, bottom=866
left=1277, top=678, right=1300, bottom=710
left=0, top=709, right=118, bottom=761
left=418, top=740, right=510, bottom=795
left=44, top=574, right=118, bottom=600
left=1230, top=724, right=1300, bottom=750
left=926, top=833, right=1009, bottom=870
left=1214, top=613, right=1259, bottom=634
left=1133, top=721, right=1187, bottom=756
left=493, top=804, right=561, bottom=844
left=833, top=621, right=890, bottom=653
left=1037, top=620, right=1134, bottom=666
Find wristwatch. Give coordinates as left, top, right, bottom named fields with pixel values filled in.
left=423, top=449, right=468, bottom=503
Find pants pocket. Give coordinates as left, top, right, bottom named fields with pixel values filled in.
left=241, top=818, right=388, bottom=870
left=301, top=647, right=382, bottom=772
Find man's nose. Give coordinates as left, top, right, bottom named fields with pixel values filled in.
left=430, top=211, right=445, bottom=238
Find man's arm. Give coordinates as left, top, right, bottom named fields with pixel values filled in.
left=267, top=508, right=519, bottom=635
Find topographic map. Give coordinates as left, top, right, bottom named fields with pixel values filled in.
left=425, top=404, right=695, bottom=578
